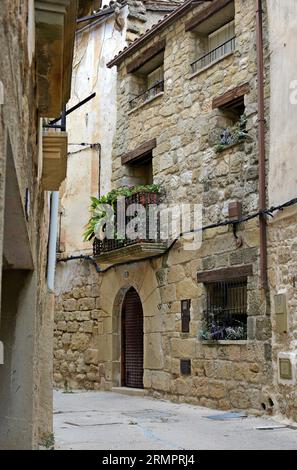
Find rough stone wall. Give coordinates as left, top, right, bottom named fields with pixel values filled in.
left=0, top=1, right=54, bottom=448
left=54, top=261, right=104, bottom=390
left=108, top=0, right=272, bottom=413
left=268, top=209, right=297, bottom=422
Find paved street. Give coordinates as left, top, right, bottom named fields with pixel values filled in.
left=54, top=390, right=297, bottom=450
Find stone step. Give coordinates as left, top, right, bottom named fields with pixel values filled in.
left=111, top=387, right=145, bottom=398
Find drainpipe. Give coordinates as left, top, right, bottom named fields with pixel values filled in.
left=47, top=191, right=59, bottom=291
left=256, top=0, right=268, bottom=290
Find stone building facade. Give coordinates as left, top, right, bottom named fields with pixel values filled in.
left=54, top=0, right=183, bottom=385
left=0, top=0, right=77, bottom=449
left=55, top=0, right=297, bottom=422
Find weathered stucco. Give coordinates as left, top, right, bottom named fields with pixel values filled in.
left=267, top=0, right=297, bottom=422
left=0, top=0, right=77, bottom=449
left=268, top=0, right=297, bottom=207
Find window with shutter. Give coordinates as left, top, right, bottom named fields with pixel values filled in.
left=208, top=21, right=235, bottom=62
left=147, top=65, right=164, bottom=90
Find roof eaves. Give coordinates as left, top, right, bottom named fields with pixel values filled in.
left=107, top=0, right=204, bottom=68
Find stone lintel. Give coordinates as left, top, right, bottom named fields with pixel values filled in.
left=121, top=138, right=157, bottom=165
left=197, top=265, right=253, bottom=283
left=126, top=39, right=166, bottom=74
left=212, top=83, right=250, bottom=109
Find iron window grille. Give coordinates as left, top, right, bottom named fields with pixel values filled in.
left=180, top=359, right=191, bottom=376
left=202, top=278, right=247, bottom=341
left=191, top=36, right=236, bottom=74
left=129, top=80, right=164, bottom=110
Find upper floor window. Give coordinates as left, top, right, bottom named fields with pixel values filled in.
left=147, top=65, right=164, bottom=91
left=129, top=60, right=164, bottom=111
left=121, top=139, right=156, bottom=186
left=186, top=0, right=235, bottom=74
left=127, top=40, right=166, bottom=111
left=208, top=20, right=235, bottom=61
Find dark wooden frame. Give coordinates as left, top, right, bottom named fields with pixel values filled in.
left=121, top=138, right=157, bottom=165
left=212, top=83, right=250, bottom=109
left=197, top=265, right=253, bottom=283
left=126, top=40, right=166, bottom=74
left=185, top=0, right=234, bottom=32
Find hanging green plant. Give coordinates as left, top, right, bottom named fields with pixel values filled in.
left=83, top=184, right=162, bottom=242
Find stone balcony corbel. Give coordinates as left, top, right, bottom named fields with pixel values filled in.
left=41, top=131, right=68, bottom=191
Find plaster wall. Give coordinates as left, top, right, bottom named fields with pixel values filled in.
left=267, top=0, right=297, bottom=207
left=267, top=0, right=297, bottom=422
left=61, top=8, right=129, bottom=254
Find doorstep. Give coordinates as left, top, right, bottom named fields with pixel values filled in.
left=112, top=387, right=145, bottom=398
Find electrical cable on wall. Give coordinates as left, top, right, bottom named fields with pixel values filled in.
left=67, top=143, right=101, bottom=156
left=57, top=195, right=297, bottom=274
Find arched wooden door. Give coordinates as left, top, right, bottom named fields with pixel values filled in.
left=121, top=288, right=144, bottom=389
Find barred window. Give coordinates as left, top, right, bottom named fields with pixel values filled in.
left=202, top=279, right=247, bottom=341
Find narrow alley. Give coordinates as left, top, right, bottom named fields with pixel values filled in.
left=54, top=391, right=297, bottom=450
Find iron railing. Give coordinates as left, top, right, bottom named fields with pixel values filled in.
left=129, top=80, right=164, bottom=110
left=191, top=37, right=236, bottom=74
left=203, top=278, right=247, bottom=340
left=93, top=191, right=161, bottom=256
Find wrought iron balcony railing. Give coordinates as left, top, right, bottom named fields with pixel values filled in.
left=191, top=37, right=236, bottom=74
left=129, top=80, right=164, bottom=110
left=93, top=191, right=163, bottom=257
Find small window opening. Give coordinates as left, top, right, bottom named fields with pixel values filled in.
left=202, top=278, right=247, bottom=341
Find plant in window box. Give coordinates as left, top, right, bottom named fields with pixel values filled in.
left=215, top=113, right=250, bottom=153
left=199, top=318, right=247, bottom=341
left=83, top=184, right=162, bottom=242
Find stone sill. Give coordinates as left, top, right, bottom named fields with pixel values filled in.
left=128, top=92, right=164, bottom=115
left=189, top=51, right=234, bottom=80
left=200, top=340, right=248, bottom=346
left=214, top=139, right=247, bottom=155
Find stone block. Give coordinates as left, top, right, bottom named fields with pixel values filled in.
left=82, top=321, right=94, bottom=333
left=97, top=335, right=112, bottom=362
left=176, top=279, right=199, bottom=300
left=63, top=299, right=77, bottom=312
left=77, top=298, right=96, bottom=311
left=144, top=333, right=163, bottom=369
left=208, top=380, right=226, bottom=399
left=151, top=371, right=171, bottom=392
left=56, top=321, right=67, bottom=331
left=67, top=321, right=79, bottom=333
left=170, top=338, right=196, bottom=358
left=71, top=333, right=90, bottom=351
left=75, top=311, right=91, bottom=321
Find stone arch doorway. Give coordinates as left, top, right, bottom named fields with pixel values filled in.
left=121, top=287, right=144, bottom=389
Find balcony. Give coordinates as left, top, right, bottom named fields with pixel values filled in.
left=93, top=191, right=167, bottom=264
left=191, top=36, right=235, bottom=74
left=129, top=80, right=164, bottom=111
